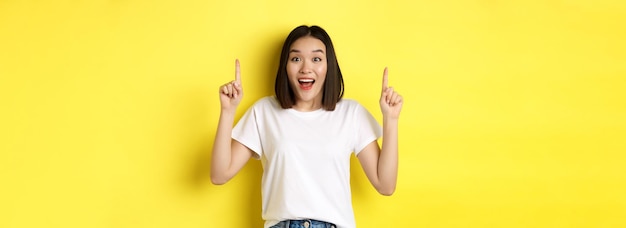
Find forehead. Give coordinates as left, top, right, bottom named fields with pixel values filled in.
left=290, top=36, right=326, bottom=51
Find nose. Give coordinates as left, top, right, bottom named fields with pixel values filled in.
left=299, top=60, right=312, bottom=74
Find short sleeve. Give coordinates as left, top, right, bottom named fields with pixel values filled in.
left=232, top=106, right=263, bottom=159
left=353, top=104, right=382, bottom=155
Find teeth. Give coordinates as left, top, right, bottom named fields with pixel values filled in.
left=298, top=79, right=314, bottom=83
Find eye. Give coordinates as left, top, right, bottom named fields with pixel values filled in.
left=290, top=57, right=301, bottom=62
left=313, top=57, right=322, bottom=62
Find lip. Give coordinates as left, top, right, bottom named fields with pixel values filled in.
left=299, top=84, right=313, bottom=90
left=297, top=78, right=315, bottom=91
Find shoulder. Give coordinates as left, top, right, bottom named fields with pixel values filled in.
left=336, top=98, right=365, bottom=111
left=336, top=98, right=380, bottom=119
left=250, top=96, right=278, bottom=107
left=248, top=96, right=282, bottom=112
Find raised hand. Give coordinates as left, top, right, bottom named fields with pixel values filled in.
left=219, top=59, right=243, bottom=111
left=379, top=67, right=403, bottom=119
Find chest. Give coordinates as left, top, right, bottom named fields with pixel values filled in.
left=258, top=110, right=356, bottom=162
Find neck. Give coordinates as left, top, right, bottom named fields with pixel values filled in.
left=293, top=99, right=322, bottom=112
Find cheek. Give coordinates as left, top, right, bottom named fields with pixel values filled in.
left=316, top=65, right=328, bottom=78
left=286, top=63, right=298, bottom=78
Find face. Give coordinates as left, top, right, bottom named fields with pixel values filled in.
left=286, top=36, right=328, bottom=107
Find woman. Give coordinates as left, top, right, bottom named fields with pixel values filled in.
left=211, top=25, right=403, bottom=228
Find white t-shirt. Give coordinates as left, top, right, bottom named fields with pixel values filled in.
left=232, top=96, right=382, bottom=228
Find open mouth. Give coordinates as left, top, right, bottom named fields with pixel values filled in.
left=298, top=79, right=315, bottom=90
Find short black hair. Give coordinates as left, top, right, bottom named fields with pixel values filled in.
left=274, top=25, right=344, bottom=111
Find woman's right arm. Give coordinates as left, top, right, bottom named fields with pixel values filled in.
left=210, top=59, right=255, bottom=185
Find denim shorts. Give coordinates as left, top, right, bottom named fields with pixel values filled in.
left=270, top=219, right=336, bottom=228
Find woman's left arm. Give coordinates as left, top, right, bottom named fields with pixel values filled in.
left=357, top=67, right=403, bottom=196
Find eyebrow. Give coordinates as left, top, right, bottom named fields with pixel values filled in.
left=289, top=49, right=325, bottom=53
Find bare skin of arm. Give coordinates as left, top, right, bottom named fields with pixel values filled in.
left=210, top=59, right=255, bottom=185
left=357, top=67, right=403, bottom=196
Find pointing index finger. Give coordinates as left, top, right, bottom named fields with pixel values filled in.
left=382, top=67, right=388, bottom=91
left=235, top=59, right=241, bottom=83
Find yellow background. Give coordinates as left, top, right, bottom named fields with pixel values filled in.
left=1, top=0, right=625, bottom=227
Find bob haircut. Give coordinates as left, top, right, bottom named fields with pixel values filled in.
left=274, top=25, right=344, bottom=111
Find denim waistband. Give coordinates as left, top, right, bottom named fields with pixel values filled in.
left=272, top=219, right=336, bottom=228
